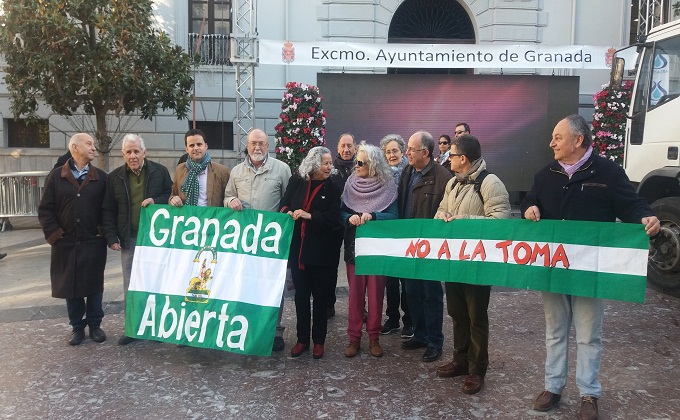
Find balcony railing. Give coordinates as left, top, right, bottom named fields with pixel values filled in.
left=188, top=34, right=230, bottom=66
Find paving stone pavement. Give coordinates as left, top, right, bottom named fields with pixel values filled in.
left=1, top=218, right=680, bottom=419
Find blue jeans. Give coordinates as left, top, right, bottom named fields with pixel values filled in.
left=66, top=291, right=104, bottom=330
left=404, top=279, right=444, bottom=349
left=542, top=292, right=604, bottom=398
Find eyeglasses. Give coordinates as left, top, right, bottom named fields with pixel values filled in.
left=385, top=148, right=401, bottom=156
left=406, top=147, right=426, bottom=154
left=455, top=130, right=467, bottom=135
left=355, top=160, right=366, bottom=167
left=450, top=153, right=465, bottom=158
left=439, top=142, right=449, bottom=145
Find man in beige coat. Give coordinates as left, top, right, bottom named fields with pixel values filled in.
left=433, top=134, right=510, bottom=395
left=170, top=129, right=230, bottom=207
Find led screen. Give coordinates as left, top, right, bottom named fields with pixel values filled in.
left=318, top=73, right=579, bottom=192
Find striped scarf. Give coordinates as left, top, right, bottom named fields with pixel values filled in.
left=181, top=152, right=211, bottom=206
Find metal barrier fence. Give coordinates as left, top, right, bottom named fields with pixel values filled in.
left=0, top=171, right=50, bottom=231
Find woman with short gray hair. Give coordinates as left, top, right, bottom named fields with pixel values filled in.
left=280, top=146, right=343, bottom=360
left=380, top=134, right=409, bottom=184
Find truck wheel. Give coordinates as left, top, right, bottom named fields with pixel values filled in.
left=648, top=197, right=680, bottom=297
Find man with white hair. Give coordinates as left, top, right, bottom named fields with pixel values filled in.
left=224, top=128, right=292, bottom=352
left=39, top=133, right=108, bottom=346
left=102, top=134, right=172, bottom=345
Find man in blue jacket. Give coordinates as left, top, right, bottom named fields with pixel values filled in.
left=102, top=134, right=172, bottom=345
left=521, top=114, right=659, bottom=420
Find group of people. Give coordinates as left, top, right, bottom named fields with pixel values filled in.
left=37, top=113, right=660, bottom=420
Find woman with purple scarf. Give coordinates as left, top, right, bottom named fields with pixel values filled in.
left=341, top=142, right=398, bottom=358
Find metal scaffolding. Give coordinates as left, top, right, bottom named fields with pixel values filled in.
left=637, top=0, right=665, bottom=39
left=230, top=0, right=258, bottom=159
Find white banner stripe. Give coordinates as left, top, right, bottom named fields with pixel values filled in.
left=129, top=246, right=286, bottom=308
left=259, top=40, right=637, bottom=70
left=356, top=237, right=648, bottom=276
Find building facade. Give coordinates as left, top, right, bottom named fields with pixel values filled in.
left=0, top=0, right=650, bottom=172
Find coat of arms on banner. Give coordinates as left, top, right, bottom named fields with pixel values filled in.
left=605, top=47, right=616, bottom=68
left=282, top=41, right=295, bottom=64
left=185, top=246, right=217, bottom=303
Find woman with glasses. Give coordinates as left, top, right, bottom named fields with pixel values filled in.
left=341, top=142, right=398, bottom=358
left=437, top=134, right=452, bottom=167
left=280, top=147, right=344, bottom=360
left=380, top=134, right=409, bottom=184
left=378, top=134, right=413, bottom=338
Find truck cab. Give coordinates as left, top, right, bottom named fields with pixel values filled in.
left=613, top=21, right=680, bottom=296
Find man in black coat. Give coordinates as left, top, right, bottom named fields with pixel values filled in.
left=39, top=133, right=108, bottom=346
left=102, top=134, right=172, bottom=345
left=522, top=114, right=660, bottom=420
left=332, top=133, right=356, bottom=187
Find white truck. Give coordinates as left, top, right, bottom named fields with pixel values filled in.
left=612, top=20, right=680, bottom=297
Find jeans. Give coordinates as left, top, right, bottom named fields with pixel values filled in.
left=385, top=276, right=411, bottom=327
left=404, top=279, right=444, bottom=349
left=445, top=283, right=491, bottom=376
left=66, top=291, right=104, bottom=330
left=542, top=292, right=604, bottom=398
left=346, top=263, right=385, bottom=341
left=291, top=265, right=335, bottom=344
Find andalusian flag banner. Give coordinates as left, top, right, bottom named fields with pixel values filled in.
left=355, top=219, right=650, bottom=303
left=125, top=205, right=293, bottom=356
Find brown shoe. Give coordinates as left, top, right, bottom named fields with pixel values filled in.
left=462, top=374, right=484, bottom=394
left=369, top=339, right=383, bottom=357
left=312, top=344, right=324, bottom=359
left=344, top=340, right=360, bottom=357
left=436, top=361, right=468, bottom=378
left=290, top=342, right=309, bottom=357
left=532, top=390, right=561, bottom=411
left=579, top=396, right=599, bottom=420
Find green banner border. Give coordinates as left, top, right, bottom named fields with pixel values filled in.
left=125, top=291, right=279, bottom=356
left=136, top=204, right=294, bottom=258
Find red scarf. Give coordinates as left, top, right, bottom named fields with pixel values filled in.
left=298, top=179, right=325, bottom=269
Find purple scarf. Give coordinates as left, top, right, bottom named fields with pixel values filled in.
left=342, top=174, right=397, bottom=213
left=559, top=146, right=593, bottom=179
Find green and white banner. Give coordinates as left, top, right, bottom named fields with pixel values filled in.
left=355, top=219, right=650, bottom=303
left=125, top=205, right=293, bottom=356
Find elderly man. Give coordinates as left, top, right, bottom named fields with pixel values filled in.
left=224, top=128, right=292, bottom=352
left=169, top=129, right=230, bottom=207
left=522, top=114, right=660, bottom=420
left=38, top=133, right=108, bottom=346
left=333, top=133, right=356, bottom=186
left=398, top=131, right=452, bottom=362
left=102, top=134, right=172, bottom=345
left=434, top=134, right=511, bottom=395
left=328, top=132, right=358, bottom=318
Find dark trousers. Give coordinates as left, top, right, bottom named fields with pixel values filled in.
left=445, top=282, right=491, bottom=376
left=404, top=279, right=444, bottom=349
left=66, top=291, right=104, bottom=330
left=329, top=267, right=338, bottom=308
left=291, top=265, right=335, bottom=345
left=385, top=276, right=411, bottom=327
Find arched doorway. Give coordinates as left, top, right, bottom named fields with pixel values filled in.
left=388, top=0, right=476, bottom=74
